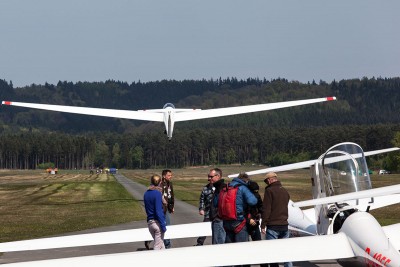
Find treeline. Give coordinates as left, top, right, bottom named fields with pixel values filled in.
left=0, top=124, right=399, bottom=171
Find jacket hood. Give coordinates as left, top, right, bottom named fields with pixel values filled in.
left=231, top=177, right=248, bottom=186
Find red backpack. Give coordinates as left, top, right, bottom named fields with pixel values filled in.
left=217, top=183, right=240, bottom=220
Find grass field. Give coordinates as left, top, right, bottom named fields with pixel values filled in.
left=0, top=170, right=142, bottom=243
left=0, top=167, right=399, bottom=243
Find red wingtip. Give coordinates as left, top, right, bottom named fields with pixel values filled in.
left=326, top=96, right=336, bottom=101
left=3, top=101, right=12, bottom=105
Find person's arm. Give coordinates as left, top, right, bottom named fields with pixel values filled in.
left=243, top=186, right=258, bottom=207
left=170, top=182, right=175, bottom=213
left=199, top=187, right=205, bottom=215
left=261, top=189, right=272, bottom=234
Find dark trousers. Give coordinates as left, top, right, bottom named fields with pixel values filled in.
left=196, top=217, right=210, bottom=245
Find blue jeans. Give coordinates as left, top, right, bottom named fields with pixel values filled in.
left=266, top=228, right=292, bottom=267
left=211, top=219, right=226, bottom=244
left=224, top=220, right=250, bottom=267
left=164, top=212, right=171, bottom=248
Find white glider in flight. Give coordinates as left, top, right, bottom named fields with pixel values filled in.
left=2, top=97, right=336, bottom=140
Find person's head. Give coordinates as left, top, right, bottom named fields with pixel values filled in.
left=264, top=172, right=278, bottom=185
left=151, top=174, right=162, bottom=186
left=247, top=180, right=259, bottom=193
left=162, top=169, right=173, bottom=181
left=238, top=172, right=249, bottom=182
left=208, top=168, right=222, bottom=184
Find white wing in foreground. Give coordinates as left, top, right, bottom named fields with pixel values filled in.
left=3, top=234, right=355, bottom=267
left=1, top=101, right=164, bottom=122
left=0, top=222, right=211, bottom=253
left=175, top=97, right=336, bottom=122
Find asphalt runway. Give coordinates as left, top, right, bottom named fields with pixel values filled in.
left=0, top=174, right=341, bottom=266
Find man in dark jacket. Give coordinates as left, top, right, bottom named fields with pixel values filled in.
left=208, top=168, right=226, bottom=244
left=261, top=172, right=292, bottom=267
left=247, top=179, right=263, bottom=241
left=161, top=169, right=174, bottom=248
left=195, top=174, right=214, bottom=246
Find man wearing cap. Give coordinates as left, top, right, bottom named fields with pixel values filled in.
left=261, top=172, right=292, bottom=267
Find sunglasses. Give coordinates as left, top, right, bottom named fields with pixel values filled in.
left=208, top=174, right=217, bottom=178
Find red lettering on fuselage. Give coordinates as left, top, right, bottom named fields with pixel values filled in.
left=365, top=247, right=391, bottom=266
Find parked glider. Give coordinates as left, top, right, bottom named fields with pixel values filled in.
left=1, top=143, right=399, bottom=266
left=235, top=142, right=400, bottom=266
left=2, top=97, right=336, bottom=140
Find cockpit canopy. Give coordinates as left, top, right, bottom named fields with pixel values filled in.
left=316, top=142, right=372, bottom=197
left=163, top=103, right=175, bottom=109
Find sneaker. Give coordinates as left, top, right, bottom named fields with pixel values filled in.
left=144, top=241, right=151, bottom=250
left=194, top=243, right=203, bottom=246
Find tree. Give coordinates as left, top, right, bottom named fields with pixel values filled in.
left=111, top=143, right=121, bottom=168
left=131, top=146, right=144, bottom=169
left=389, top=132, right=400, bottom=171
left=225, top=148, right=237, bottom=164
left=94, top=141, right=109, bottom=167
left=209, top=147, right=218, bottom=165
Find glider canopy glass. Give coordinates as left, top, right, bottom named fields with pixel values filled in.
left=319, top=142, right=372, bottom=196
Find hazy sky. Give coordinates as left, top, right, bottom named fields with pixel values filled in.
left=1, top=0, right=399, bottom=88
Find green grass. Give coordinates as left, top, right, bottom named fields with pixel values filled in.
left=369, top=174, right=400, bottom=226
left=0, top=171, right=144, bottom=243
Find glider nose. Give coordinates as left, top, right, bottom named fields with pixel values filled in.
left=340, top=212, right=400, bottom=267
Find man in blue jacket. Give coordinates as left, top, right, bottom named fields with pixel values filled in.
left=144, top=174, right=167, bottom=250
left=222, top=173, right=257, bottom=244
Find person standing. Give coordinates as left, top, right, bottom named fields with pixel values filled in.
left=143, top=175, right=167, bottom=250
left=260, top=172, right=292, bottom=267
left=222, top=173, right=257, bottom=245
left=208, top=168, right=226, bottom=244
left=161, top=169, right=174, bottom=249
left=246, top=179, right=263, bottom=242
left=195, top=173, right=215, bottom=246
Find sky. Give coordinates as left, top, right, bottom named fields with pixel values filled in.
left=0, top=0, right=399, bottom=88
